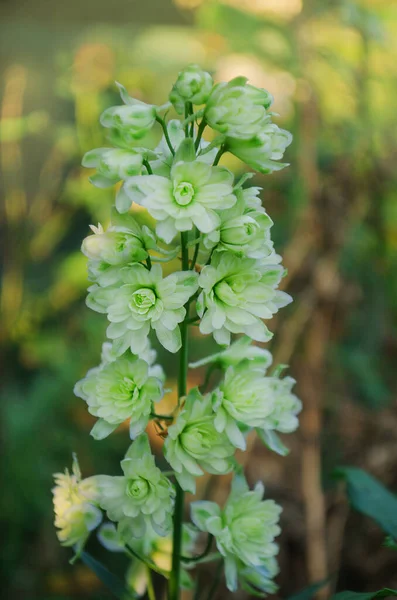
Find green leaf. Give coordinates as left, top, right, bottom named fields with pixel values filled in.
left=334, top=467, right=397, bottom=538
left=287, top=579, right=329, bottom=600
left=331, top=589, right=397, bottom=600
left=80, top=550, right=134, bottom=599
left=174, top=138, right=195, bottom=163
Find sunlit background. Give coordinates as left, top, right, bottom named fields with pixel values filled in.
left=1, top=0, right=397, bottom=598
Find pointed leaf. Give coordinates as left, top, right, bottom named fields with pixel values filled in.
left=80, top=550, right=134, bottom=599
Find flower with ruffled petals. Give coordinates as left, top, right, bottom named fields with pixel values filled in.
left=86, top=263, right=198, bottom=354
left=205, top=76, right=273, bottom=140
left=121, top=140, right=236, bottom=242
left=91, top=434, right=175, bottom=537
left=164, top=388, right=235, bottom=493
left=197, top=252, right=291, bottom=345
left=82, top=147, right=143, bottom=188
left=53, top=455, right=102, bottom=552
left=191, top=474, right=281, bottom=592
left=189, top=335, right=272, bottom=372
left=74, top=353, right=162, bottom=440
left=227, top=123, right=292, bottom=174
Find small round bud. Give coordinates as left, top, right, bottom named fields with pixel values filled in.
left=170, top=64, right=213, bottom=114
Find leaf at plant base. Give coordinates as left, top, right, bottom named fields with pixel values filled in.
left=287, top=578, right=329, bottom=600
left=80, top=551, right=134, bottom=599
left=331, top=588, right=397, bottom=600
left=334, top=467, right=397, bottom=538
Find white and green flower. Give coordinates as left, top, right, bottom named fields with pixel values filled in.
left=74, top=353, right=162, bottom=440
left=191, top=474, right=281, bottom=592
left=227, top=123, right=292, bottom=174
left=170, top=64, right=213, bottom=114
left=82, top=210, right=157, bottom=287
left=52, top=455, right=102, bottom=552
left=202, top=187, right=278, bottom=260
left=121, top=140, right=236, bottom=242
left=164, top=388, right=235, bottom=493
left=205, top=76, right=273, bottom=140
left=197, top=251, right=291, bottom=345
left=86, top=263, right=198, bottom=354
left=91, top=434, right=175, bottom=537
left=82, top=147, right=143, bottom=188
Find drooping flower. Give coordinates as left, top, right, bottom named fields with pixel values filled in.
left=82, top=210, right=157, bottom=287
left=100, top=83, right=157, bottom=143
left=164, top=388, right=235, bottom=493
left=74, top=353, right=163, bottom=440
left=52, top=455, right=102, bottom=552
left=86, top=263, right=198, bottom=354
left=189, top=335, right=272, bottom=372
left=191, top=474, right=281, bottom=592
left=121, top=139, right=236, bottom=242
left=227, top=123, right=292, bottom=174
left=197, top=251, right=292, bottom=345
left=91, top=434, right=175, bottom=537
left=202, top=187, right=278, bottom=260
left=205, top=76, right=273, bottom=140
left=170, top=64, right=213, bottom=114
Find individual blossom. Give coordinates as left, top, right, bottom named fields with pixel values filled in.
left=82, top=147, right=143, bottom=188
left=255, top=373, right=302, bottom=456
left=74, top=353, right=163, bottom=440
left=86, top=263, right=198, bottom=354
left=197, top=251, right=292, bottom=345
left=205, top=76, right=273, bottom=140
left=202, top=187, right=278, bottom=260
left=164, top=388, right=235, bottom=493
left=191, top=474, right=281, bottom=592
left=82, top=210, right=157, bottom=287
left=227, top=123, right=293, bottom=174
left=237, top=559, right=279, bottom=597
left=122, top=139, right=236, bottom=243
left=52, top=455, right=102, bottom=552
left=90, top=434, right=175, bottom=537
left=100, top=83, right=157, bottom=143
left=189, top=335, right=272, bottom=372
left=170, top=64, right=213, bottom=114
left=99, top=339, right=166, bottom=382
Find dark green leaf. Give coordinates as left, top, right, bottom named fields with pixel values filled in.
left=80, top=550, right=134, bottom=599
left=331, top=588, right=397, bottom=600
left=287, top=579, right=329, bottom=600
left=334, top=467, right=397, bottom=538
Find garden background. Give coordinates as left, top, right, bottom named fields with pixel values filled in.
left=1, top=0, right=397, bottom=598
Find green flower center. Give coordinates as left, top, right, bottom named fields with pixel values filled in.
left=130, top=288, right=156, bottom=314
left=174, top=181, right=195, bottom=206
left=119, top=376, right=138, bottom=401
left=126, top=478, right=149, bottom=500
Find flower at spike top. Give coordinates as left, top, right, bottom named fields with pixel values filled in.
left=86, top=263, right=198, bottom=354
left=100, top=82, right=157, bottom=145
left=202, top=186, right=278, bottom=260
left=53, top=454, right=102, bottom=552
left=197, top=251, right=292, bottom=346
left=170, top=64, right=213, bottom=114
left=227, top=123, right=293, bottom=174
left=191, top=473, right=282, bottom=592
left=189, top=335, right=272, bottom=372
left=164, top=388, right=236, bottom=494
left=90, top=434, right=175, bottom=537
left=204, top=76, right=273, bottom=140
left=74, top=353, right=163, bottom=440
left=82, top=209, right=157, bottom=287
left=120, top=139, right=237, bottom=243
left=211, top=361, right=301, bottom=451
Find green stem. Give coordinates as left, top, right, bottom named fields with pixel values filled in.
left=194, top=118, right=207, bottom=151
left=146, top=255, right=152, bottom=270
left=156, top=116, right=175, bottom=155
left=169, top=231, right=190, bottom=600
left=181, top=534, right=213, bottom=563
left=143, top=159, right=153, bottom=175
left=150, top=412, right=173, bottom=421
left=146, top=566, right=156, bottom=600
left=213, top=145, right=226, bottom=166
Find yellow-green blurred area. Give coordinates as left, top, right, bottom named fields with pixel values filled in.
left=1, top=0, right=397, bottom=598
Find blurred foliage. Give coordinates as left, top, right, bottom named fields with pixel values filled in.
left=1, top=0, right=397, bottom=598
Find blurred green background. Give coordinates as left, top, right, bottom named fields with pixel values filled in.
left=1, top=0, right=397, bottom=598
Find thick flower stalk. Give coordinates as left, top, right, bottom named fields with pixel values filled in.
left=53, top=64, right=300, bottom=599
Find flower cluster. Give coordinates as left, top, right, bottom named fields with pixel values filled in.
left=53, top=64, right=300, bottom=598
